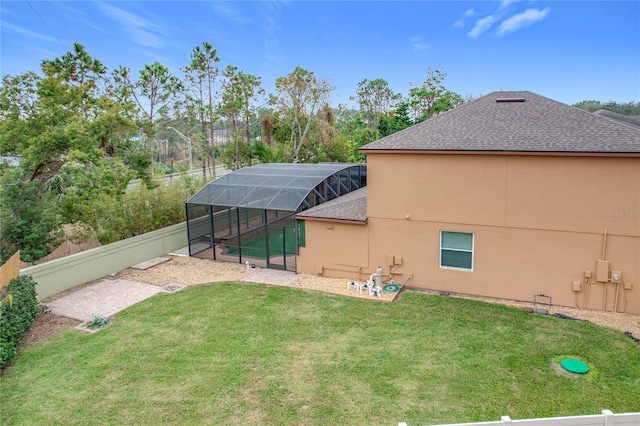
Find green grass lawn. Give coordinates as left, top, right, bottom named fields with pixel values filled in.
left=2, top=284, right=639, bottom=425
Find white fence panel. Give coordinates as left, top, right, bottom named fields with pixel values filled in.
left=400, top=410, right=640, bottom=426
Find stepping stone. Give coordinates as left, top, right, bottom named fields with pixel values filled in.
left=131, top=257, right=171, bottom=270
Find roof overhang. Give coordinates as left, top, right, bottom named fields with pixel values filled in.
left=359, top=149, right=640, bottom=158
left=294, top=216, right=367, bottom=225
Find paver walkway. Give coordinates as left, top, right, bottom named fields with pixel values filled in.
left=46, top=279, right=166, bottom=322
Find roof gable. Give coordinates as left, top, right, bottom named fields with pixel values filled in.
left=360, top=91, right=640, bottom=154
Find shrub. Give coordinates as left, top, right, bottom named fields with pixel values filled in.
left=86, top=314, right=108, bottom=329
left=93, top=174, right=203, bottom=244
left=0, top=275, right=38, bottom=369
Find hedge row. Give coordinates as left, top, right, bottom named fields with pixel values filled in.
left=0, top=275, right=38, bottom=369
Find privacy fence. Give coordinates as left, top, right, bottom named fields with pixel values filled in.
left=0, top=251, right=20, bottom=289
left=20, top=222, right=187, bottom=300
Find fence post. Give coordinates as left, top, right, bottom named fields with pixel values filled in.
left=602, top=410, right=613, bottom=426
left=501, top=416, right=512, bottom=425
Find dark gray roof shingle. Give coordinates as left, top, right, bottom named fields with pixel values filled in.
left=593, top=109, right=640, bottom=128
left=296, top=187, right=367, bottom=222
left=360, top=91, right=640, bottom=153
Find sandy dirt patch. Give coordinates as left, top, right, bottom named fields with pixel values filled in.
left=117, top=255, right=397, bottom=302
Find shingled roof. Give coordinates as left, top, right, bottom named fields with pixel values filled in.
left=593, top=109, right=640, bottom=128
left=360, top=91, right=640, bottom=154
left=296, top=187, right=367, bottom=223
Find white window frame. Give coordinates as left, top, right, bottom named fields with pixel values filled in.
left=439, top=231, right=474, bottom=271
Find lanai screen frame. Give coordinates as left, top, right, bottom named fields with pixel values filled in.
left=185, top=163, right=366, bottom=271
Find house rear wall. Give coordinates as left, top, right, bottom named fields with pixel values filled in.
left=297, top=221, right=368, bottom=278
left=298, top=154, right=640, bottom=314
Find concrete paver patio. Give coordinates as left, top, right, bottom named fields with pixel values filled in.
left=46, top=279, right=165, bottom=322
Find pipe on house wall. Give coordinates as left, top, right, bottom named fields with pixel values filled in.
left=583, top=229, right=610, bottom=311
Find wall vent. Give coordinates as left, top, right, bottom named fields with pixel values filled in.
left=496, top=98, right=526, bottom=103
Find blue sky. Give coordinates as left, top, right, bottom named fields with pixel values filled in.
left=1, top=1, right=638, bottom=107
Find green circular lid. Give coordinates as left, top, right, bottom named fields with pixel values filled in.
left=383, top=283, right=401, bottom=293
left=560, top=358, right=589, bottom=374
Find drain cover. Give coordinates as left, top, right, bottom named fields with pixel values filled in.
left=383, top=283, right=401, bottom=293
left=560, top=358, right=589, bottom=374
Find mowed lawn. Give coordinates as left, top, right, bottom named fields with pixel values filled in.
left=2, top=284, right=639, bottom=425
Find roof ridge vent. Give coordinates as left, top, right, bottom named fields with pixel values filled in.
left=496, top=97, right=526, bottom=103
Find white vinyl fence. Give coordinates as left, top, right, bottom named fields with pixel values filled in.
left=399, top=410, right=640, bottom=426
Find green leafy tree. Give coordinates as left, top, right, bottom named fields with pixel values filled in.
left=15, top=45, right=137, bottom=177
left=183, top=42, right=221, bottom=178
left=269, top=67, right=335, bottom=162
left=351, top=78, right=402, bottom=129
left=333, top=104, right=360, bottom=132
left=408, top=67, right=466, bottom=122
left=0, top=45, right=138, bottom=261
left=0, top=72, right=40, bottom=154
left=221, top=66, right=263, bottom=169
left=379, top=103, right=413, bottom=137
left=42, top=42, right=107, bottom=88
left=394, top=102, right=413, bottom=128
left=334, top=104, right=377, bottom=162
left=113, top=62, right=183, bottom=183
left=219, top=137, right=252, bottom=170
left=250, top=140, right=273, bottom=164
left=114, top=62, right=183, bottom=138
left=0, top=181, right=62, bottom=262
left=312, top=133, right=351, bottom=163
left=573, top=100, right=640, bottom=115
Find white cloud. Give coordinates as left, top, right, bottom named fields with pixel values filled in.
left=209, top=2, right=249, bottom=24
left=497, top=7, right=551, bottom=36
left=2, top=22, right=57, bottom=43
left=454, top=8, right=475, bottom=28
left=499, top=0, right=519, bottom=11
left=467, top=15, right=499, bottom=38
left=410, top=36, right=429, bottom=51
left=265, top=14, right=280, bottom=34
left=97, top=3, right=164, bottom=49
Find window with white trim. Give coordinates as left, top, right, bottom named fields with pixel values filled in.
left=440, top=231, right=474, bottom=270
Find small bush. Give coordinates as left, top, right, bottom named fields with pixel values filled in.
left=0, top=275, right=38, bottom=369
left=93, top=174, right=203, bottom=244
left=86, top=314, right=108, bottom=329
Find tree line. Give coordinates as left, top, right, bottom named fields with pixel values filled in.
left=573, top=100, right=640, bottom=116
left=0, top=41, right=466, bottom=263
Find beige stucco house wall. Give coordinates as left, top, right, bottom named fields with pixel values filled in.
left=296, top=91, right=640, bottom=314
